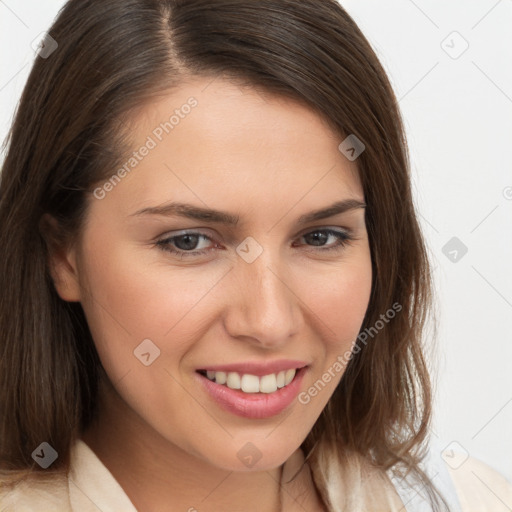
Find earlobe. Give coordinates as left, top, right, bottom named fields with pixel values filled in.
left=40, top=214, right=82, bottom=302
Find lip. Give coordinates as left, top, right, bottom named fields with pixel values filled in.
left=195, top=365, right=308, bottom=419
left=196, top=359, right=308, bottom=377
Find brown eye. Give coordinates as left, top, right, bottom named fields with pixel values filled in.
left=296, top=229, right=353, bottom=251
left=156, top=232, right=216, bottom=258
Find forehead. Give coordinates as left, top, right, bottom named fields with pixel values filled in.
left=96, top=76, right=363, bottom=217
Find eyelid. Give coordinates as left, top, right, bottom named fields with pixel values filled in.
left=155, top=224, right=354, bottom=242
left=154, top=228, right=216, bottom=243
left=295, top=224, right=351, bottom=236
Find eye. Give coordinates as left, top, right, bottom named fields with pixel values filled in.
left=155, top=227, right=354, bottom=259
left=156, top=232, right=217, bottom=258
left=293, top=228, right=354, bottom=252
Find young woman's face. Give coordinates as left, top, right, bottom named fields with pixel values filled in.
left=57, top=77, right=372, bottom=471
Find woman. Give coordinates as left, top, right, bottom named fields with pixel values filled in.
left=0, top=1, right=510, bottom=510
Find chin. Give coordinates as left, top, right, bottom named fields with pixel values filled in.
left=196, top=433, right=305, bottom=473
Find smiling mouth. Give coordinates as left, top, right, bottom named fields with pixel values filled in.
left=196, top=368, right=302, bottom=394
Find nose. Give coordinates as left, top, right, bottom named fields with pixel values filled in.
left=222, top=248, right=302, bottom=349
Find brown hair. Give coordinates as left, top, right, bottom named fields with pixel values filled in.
left=0, top=0, right=445, bottom=509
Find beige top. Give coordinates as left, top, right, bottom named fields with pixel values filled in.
left=0, top=439, right=511, bottom=511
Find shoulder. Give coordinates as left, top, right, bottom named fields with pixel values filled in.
left=0, top=471, right=70, bottom=511
left=446, top=454, right=512, bottom=512
left=1, top=439, right=138, bottom=512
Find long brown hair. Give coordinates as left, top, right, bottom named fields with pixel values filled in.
left=0, top=0, right=445, bottom=509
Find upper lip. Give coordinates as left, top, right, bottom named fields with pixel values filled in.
left=197, top=359, right=309, bottom=377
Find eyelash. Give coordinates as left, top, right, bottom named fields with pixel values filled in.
left=155, top=228, right=355, bottom=259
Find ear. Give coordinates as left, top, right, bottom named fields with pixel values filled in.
left=40, top=214, right=83, bottom=302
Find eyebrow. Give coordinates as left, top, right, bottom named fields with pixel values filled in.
left=130, top=198, right=366, bottom=226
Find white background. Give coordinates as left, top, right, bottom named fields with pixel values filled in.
left=1, top=0, right=511, bottom=488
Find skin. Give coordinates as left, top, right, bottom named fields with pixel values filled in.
left=49, top=76, right=373, bottom=511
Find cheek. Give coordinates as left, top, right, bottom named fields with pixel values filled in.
left=335, top=260, right=372, bottom=340
left=78, top=236, right=226, bottom=350
left=299, top=252, right=372, bottom=395
left=307, top=254, right=373, bottom=347
left=280, top=256, right=372, bottom=434
left=76, top=237, right=232, bottom=453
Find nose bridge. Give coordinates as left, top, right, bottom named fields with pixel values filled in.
left=226, top=241, right=301, bottom=345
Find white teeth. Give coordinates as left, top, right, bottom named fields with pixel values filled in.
left=260, top=373, right=278, bottom=394
left=285, top=369, right=296, bottom=385
left=226, top=372, right=241, bottom=390
left=215, top=371, right=227, bottom=385
left=241, top=374, right=260, bottom=393
left=204, top=368, right=298, bottom=394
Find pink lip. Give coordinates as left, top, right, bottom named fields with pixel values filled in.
left=197, top=359, right=308, bottom=377
left=196, top=366, right=308, bottom=419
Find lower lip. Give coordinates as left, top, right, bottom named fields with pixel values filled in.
left=196, top=367, right=307, bottom=419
